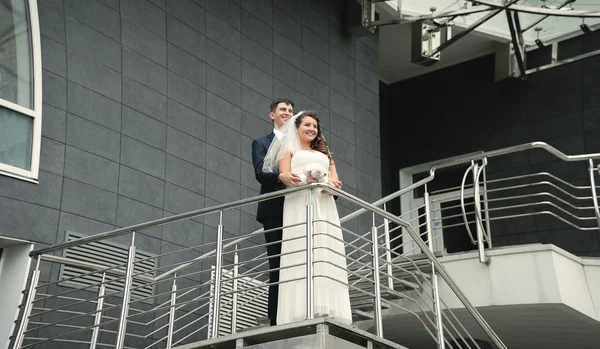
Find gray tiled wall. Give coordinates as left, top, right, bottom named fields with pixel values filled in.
left=1, top=0, right=382, bottom=275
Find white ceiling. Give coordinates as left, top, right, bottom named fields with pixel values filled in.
left=375, top=0, right=600, bottom=84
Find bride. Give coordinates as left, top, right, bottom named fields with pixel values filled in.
left=262, top=110, right=352, bottom=325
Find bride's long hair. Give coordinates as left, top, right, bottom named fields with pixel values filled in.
left=295, top=111, right=333, bottom=164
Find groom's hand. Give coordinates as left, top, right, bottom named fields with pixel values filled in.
left=279, top=172, right=302, bottom=187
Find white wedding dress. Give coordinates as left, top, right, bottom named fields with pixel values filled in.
left=276, top=150, right=352, bottom=325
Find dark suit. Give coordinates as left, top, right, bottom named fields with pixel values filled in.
left=251, top=132, right=285, bottom=326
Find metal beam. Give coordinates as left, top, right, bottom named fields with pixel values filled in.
left=469, top=0, right=600, bottom=18
left=522, top=0, right=575, bottom=33
left=402, top=5, right=494, bottom=23
left=506, top=10, right=526, bottom=77
left=431, top=0, right=520, bottom=56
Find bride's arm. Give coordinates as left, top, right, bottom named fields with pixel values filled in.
left=328, top=158, right=342, bottom=189
left=278, top=153, right=295, bottom=187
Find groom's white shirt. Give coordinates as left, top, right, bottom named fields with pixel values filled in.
left=273, top=128, right=283, bottom=140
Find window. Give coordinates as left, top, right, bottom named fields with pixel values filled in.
left=0, top=0, right=42, bottom=182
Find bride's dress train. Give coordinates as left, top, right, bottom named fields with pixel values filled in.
left=275, top=150, right=352, bottom=325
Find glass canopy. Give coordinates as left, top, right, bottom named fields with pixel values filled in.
left=389, top=0, right=600, bottom=45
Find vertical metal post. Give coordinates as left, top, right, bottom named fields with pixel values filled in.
left=472, top=165, right=487, bottom=264
left=371, top=213, right=383, bottom=337
left=13, top=256, right=41, bottom=349
left=306, top=189, right=314, bottom=320
left=481, top=161, right=493, bottom=248
left=207, top=266, right=215, bottom=340
left=90, top=273, right=106, bottom=349
left=210, top=211, right=225, bottom=339
left=231, top=245, right=239, bottom=334
left=432, top=272, right=445, bottom=349
left=425, top=189, right=445, bottom=349
left=424, top=186, right=433, bottom=251
left=166, top=275, right=177, bottom=349
left=588, top=159, right=600, bottom=229
left=383, top=203, right=393, bottom=291
left=115, top=232, right=136, bottom=349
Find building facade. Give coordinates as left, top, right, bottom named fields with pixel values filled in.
left=381, top=30, right=600, bottom=258
left=0, top=0, right=382, bottom=258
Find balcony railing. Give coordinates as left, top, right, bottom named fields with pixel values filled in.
left=10, top=183, right=506, bottom=349
left=11, top=141, right=600, bottom=349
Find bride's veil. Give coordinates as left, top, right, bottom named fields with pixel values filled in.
left=262, top=111, right=304, bottom=173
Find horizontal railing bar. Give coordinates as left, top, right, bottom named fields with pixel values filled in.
left=441, top=210, right=596, bottom=231
left=486, top=171, right=597, bottom=191
left=35, top=293, right=96, bottom=303
left=430, top=201, right=474, bottom=213
left=220, top=261, right=306, bottom=283
left=100, top=314, right=145, bottom=326
left=486, top=192, right=595, bottom=210
left=381, top=298, right=439, bottom=344
left=97, top=328, right=146, bottom=339
left=485, top=201, right=596, bottom=221
left=27, top=322, right=87, bottom=330
left=172, top=321, right=209, bottom=346
left=170, top=310, right=211, bottom=339
left=431, top=182, right=475, bottom=196
left=21, top=338, right=92, bottom=345
left=433, top=142, right=600, bottom=170
left=35, top=255, right=131, bottom=289
left=30, top=185, right=346, bottom=257
left=20, top=316, right=120, bottom=348
left=342, top=174, right=437, bottom=222
left=378, top=284, right=438, bottom=330
left=438, top=294, right=483, bottom=349
left=486, top=181, right=593, bottom=200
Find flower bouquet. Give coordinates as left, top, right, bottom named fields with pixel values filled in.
left=299, top=163, right=329, bottom=184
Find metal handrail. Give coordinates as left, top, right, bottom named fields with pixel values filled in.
left=21, top=140, right=600, bottom=349
left=20, top=184, right=506, bottom=348
left=31, top=141, right=600, bottom=259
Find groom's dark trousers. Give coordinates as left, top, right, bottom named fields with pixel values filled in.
left=251, top=132, right=285, bottom=326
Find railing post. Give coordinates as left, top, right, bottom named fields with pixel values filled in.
left=90, top=273, right=106, bottom=349
left=588, top=159, right=600, bottom=230
left=210, top=211, right=225, bottom=339
left=115, top=232, right=136, bottom=349
left=166, top=275, right=177, bottom=348
left=472, top=164, right=487, bottom=264
left=306, top=189, right=314, bottom=320
left=371, top=213, right=383, bottom=337
left=383, top=203, right=393, bottom=291
left=481, top=161, right=493, bottom=248
left=425, top=186, right=445, bottom=349
left=424, top=186, right=433, bottom=252
left=231, top=245, right=239, bottom=334
left=13, top=256, right=41, bottom=349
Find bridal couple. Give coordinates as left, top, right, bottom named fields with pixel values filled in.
left=251, top=99, right=352, bottom=327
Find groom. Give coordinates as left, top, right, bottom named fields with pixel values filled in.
left=251, top=99, right=302, bottom=326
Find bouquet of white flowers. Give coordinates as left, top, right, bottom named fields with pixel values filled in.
left=299, top=163, right=329, bottom=184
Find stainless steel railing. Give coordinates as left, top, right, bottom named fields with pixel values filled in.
left=11, top=182, right=508, bottom=349
left=13, top=141, right=600, bottom=349
left=392, top=141, right=600, bottom=265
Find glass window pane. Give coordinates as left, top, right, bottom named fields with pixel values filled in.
left=0, top=107, right=32, bottom=170
left=0, top=0, right=33, bottom=109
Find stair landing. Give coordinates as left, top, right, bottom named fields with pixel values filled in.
left=174, top=318, right=408, bottom=349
